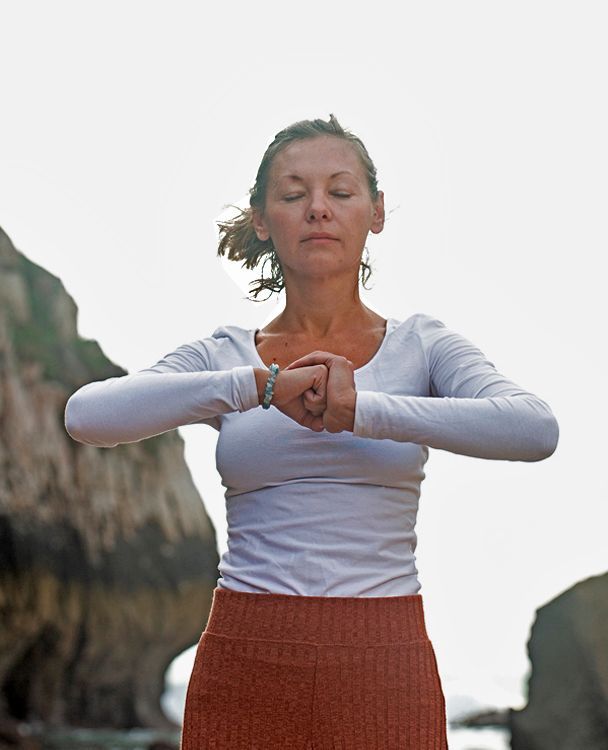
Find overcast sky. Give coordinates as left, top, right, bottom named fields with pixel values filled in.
left=1, top=0, right=606, bottom=722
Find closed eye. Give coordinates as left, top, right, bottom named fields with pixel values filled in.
left=283, top=192, right=352, bottom=202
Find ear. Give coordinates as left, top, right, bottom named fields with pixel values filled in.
left=370, top=190, right=385, bottom=235
left=251, top=208, right=271, bottom=242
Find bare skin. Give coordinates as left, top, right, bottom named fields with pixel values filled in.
left=252, top=364, right=328, bottom=432
left=250, top=134, right=386, bottom=433
left=254, top=315, right=387, bottom=373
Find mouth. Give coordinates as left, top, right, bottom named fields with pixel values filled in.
left=302, top=234, right=339, bottom=242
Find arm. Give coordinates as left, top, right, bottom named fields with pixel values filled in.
left=353, top=314, right=559, bottom=461
left=64, top=339, right=261, bottom=448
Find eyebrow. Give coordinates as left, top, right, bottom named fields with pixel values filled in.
left=275, top=170, right=356, bottom=183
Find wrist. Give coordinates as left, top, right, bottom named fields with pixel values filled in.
left=254, top=366, right=281, bottom=407
left=325, top=389, right=356, bottom=433
left=254, top=368, right=270, bottom=405
left=342, top=390, right=356, bottom=432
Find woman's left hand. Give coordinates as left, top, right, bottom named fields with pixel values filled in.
left=284, top=352, right=356, bottom=433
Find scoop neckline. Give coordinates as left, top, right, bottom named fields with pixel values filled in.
left=250, top=317, right=400, bottom=374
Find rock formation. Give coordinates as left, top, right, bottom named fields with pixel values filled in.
left=0, top=226, right=219, bottom=739
left=510, top=571, right=608, bottom=749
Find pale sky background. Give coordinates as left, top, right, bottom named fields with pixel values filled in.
left=1, top=0, right=606, bottom=736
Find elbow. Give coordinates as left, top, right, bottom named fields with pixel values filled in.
left=64, top=393, right=85, bottom=442
left=527, top=412, right=560, bottom=462
left=64, top=392, right=116, bottom=448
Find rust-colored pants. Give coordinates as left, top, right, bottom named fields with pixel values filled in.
left=179, top=587, right=448, bottom=749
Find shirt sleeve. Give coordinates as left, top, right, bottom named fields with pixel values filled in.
left=64, top=339, right=259, bottom=448
left=353, top=314, right=559, bottom=461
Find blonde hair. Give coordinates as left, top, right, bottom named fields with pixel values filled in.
left=217, top=114, right=380, bottom=301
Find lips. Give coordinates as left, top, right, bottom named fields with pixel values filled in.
left=302, top=233, right=339, bottom=241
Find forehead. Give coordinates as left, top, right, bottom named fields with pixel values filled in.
left=269, top=136, right=366, bottom=183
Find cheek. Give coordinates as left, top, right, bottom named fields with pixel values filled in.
left=272, top=216, right=302, bottom=242
left=271, top=226, right=295, bottom=247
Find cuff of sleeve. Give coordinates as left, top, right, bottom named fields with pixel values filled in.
left=232, top=365, right=260, bottom=413
left=353, top=390, right=382, bottom=438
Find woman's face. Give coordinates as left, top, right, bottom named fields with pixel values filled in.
left=252, top=135, right=385, bottom=285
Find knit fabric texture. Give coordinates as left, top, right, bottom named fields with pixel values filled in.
left=179, top=587, right=448, bottom=750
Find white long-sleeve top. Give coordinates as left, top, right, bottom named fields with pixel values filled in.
left=64, top=313, right=559, bottom=597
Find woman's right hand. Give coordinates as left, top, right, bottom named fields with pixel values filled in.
left=254, top=365, right=328, bottom=431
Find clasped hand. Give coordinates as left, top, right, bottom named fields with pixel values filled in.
left=270, top=352, right=356, bottom=433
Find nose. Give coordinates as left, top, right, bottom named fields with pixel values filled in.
left=306, top=191, right=332, bottom=222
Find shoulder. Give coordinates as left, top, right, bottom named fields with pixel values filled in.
left=407, top=313, right=496, bottom=376
left=139, top=324, right=252, bottom=374
left=377, top=314, right=450, bottom=370
left=187, top=324, right=252, bottom=365
left=390, top=312, right=449, bottom=342
left=390, top=312, right=479, bottom=364
left=198, top=324, right=253, bottom=368
left=405, top=312, right=486, bottom=350
left=208, top=323, right=251, bottom=345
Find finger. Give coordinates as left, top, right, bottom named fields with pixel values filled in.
left=312, top=365, right=328, bottom=400
left=305, top=405, right=325, bottom=418
left=284, top=351, right=337, bottom=370
left=304, top=387, right=326, bottom=404
left=303, top=389, right=326, bottom=416
left=299, top=409, right=325, bottom=432
left=323, top=358, right=357, bottom=432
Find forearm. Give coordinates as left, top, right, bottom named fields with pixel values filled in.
left=353, top=390, right=559, bottom=461
left=64, top=366, right=259, bottom=447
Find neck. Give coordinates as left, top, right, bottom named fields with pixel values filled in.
left=272, top=273, right=380, bottom=337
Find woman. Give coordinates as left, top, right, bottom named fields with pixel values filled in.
left=64, top=114, right=559, bottom=749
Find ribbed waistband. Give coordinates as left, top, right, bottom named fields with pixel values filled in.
left=205, top=587, right=430, bottom=646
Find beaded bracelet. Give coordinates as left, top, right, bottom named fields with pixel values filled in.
left=262, top=363, right=280, bottom=410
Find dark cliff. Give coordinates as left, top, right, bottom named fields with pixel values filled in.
left=0, top=226, right=219, bottom=737
left=510, top=571, right=608, bottom=749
